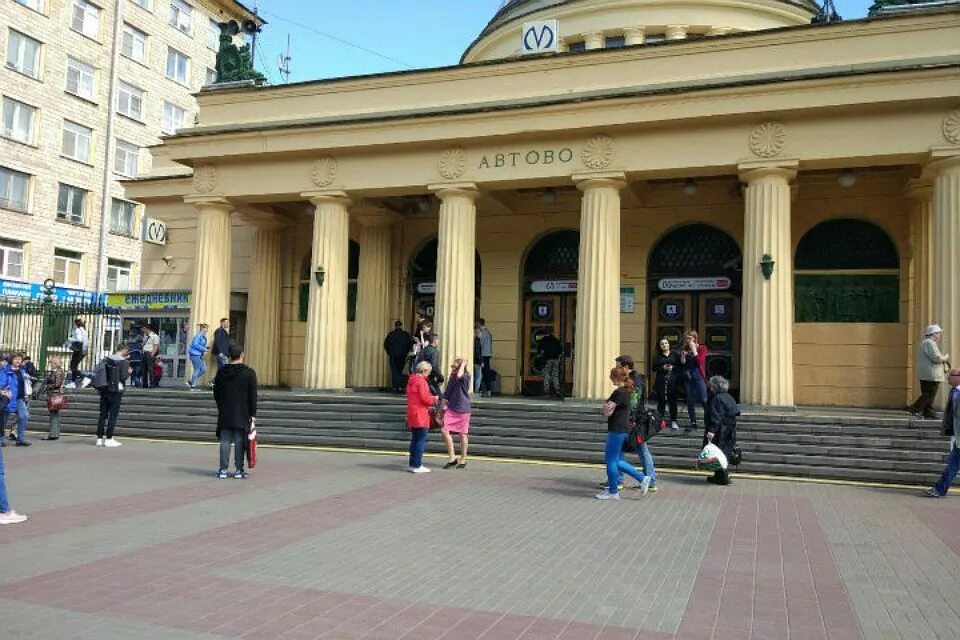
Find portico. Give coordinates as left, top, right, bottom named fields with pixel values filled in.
left=126, top=6, right=960, bottom=406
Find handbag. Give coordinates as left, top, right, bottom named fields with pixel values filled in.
left=47, top=393, right=67, bottom=412
left=428, top=406, right=444, bottom=430
left=729, top=446, right=743, bottom=466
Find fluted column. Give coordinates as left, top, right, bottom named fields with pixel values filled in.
left=573, top=173, right=625, bottom=399
left=430, top=183, right=478, bottom=379
left=301, top=192, right=351, bottom=389
left=931, top=153, right=960, bottom=400
left=907, top=181, right=934, bottom=401
left=583, top=32, right=604, bottom=50
left=351, top=212, right=396, bottom=388
left=186, top=197, right=232, bottom=379
left=623, top=27, right=645, bottom=45
left=245, top=225, right=283, bottom=385
left=739, top=162, right=797, bottom=406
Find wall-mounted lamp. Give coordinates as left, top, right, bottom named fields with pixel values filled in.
left=838, top=169, right=856, bottom=188
left=759, top=254, right=775, bottom=280
left=543, top=187, right=558, bottom=204
left=161, top=255, right=176, bottom=269
left=683, top=178, right=698, bottom=197
left=314, top=266, right=326, bottom=287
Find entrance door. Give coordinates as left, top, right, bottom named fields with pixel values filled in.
left=522, top=294, right=575, bottom=396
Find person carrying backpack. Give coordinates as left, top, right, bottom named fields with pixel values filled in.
left=91, top=344, right=131, bottom=448
left=601, top=355, right=660, bottom=493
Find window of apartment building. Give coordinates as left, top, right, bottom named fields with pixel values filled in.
left=6, top=30, right=42, bottom=78
left=71, top=0, right=101, bottom=40
left=161, top=101, right=185, bottom=134
left=207, top=18, right=220, bottom=51
left=57, top=184, right=88, bottom=224
left=205, top=68, right=216, bottom=86
left=114, top=140, right=139, bottom=177
left=62, top=120, right=93, bottom=163
left=121, top=23, right=148, bottom=63
left=106, top=259, right=132, bottom=291
left=165, top=48, right=189, bottom=85
left=0, top=239, right=25, bottom=279
left=54, top=249, right=82, bottom=287
left=65, top=57, right=96, bottom=100
left=15, top=0, right=44, bottom=13
left=110, top=199, right=137, bottom=235
left=116, top=81, right=144, bottom=120
left=169, top=0, right=192, bottom=33
left=2, top=97, right=37, bottom=145
left=0, top=167, right=30, bottom=212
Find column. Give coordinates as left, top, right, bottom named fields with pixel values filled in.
left=430, top=184, right=477, bottom=379
left=706, top=26, right=733, bottom=36
left=931, top=154, right=960, bottom=392
left=665, top=25, right=689, bottom=40
left=185, top=197, right=232, bottom=378
left=245, top=225, right=283, bottom=386
left=350, top=212, right=396, bottom=388
left=583, top=32, right=604, bottom=50
left=739, top=162, right=797, bottom=406
left=301, top=192, right=351, bottom=389
left=623, top=27, right=645, bottom=46
left=906, top=181, right=933, bottom=401
left=573, top=173, right=625, bottom=399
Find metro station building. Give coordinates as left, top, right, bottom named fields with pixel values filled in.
left=127, top=0, right=960, bottom=406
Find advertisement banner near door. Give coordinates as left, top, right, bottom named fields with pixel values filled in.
left=657, top=277, right=731, bottom=292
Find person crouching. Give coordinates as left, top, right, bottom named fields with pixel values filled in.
left=406, top=361, right=438, bottom=473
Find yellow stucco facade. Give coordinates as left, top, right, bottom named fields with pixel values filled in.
left=126, top=1, right=960, bottom=406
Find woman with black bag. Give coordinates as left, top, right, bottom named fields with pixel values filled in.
left=652, top=338, right=681, bottom=431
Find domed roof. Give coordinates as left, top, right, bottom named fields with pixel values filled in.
left=463, top=0, right=822, bottom=63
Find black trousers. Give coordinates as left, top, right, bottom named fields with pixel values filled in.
left=389, top=354, right=407, bottom=390
left=911, top=380, right=941, bottom=417
left=655, top=376, right=679, bottom=422
left=69, top=350, right=84, bottom=382
left=480, top=356, right=492, bottom=392
left=219, top=428, right=246, bottom=471
left=97, top=391, right=123, bottom=439
left=142, top=353, right=155, bottom=388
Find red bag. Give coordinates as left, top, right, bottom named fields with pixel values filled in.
left=428, top=406, right=444, bottom=430
left=246, top=425, right=257, bottom=468
left=47, top=393, right=67, bottom=412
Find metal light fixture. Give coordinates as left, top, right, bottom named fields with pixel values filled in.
left=759, top=254, right=775, bottom=280
left=543, top=187, right=558, bottom=204
left=683, top=178, right=698, bottom=197
left=838, top=169, right=856, bottom=188
left=314, top=266, right=325, bottom=287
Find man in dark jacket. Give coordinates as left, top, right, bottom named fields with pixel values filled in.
left=704, top=375, right=739, bottom=486
left=92, top=344, right=131, bottom=448
left=924, top=368, right=960, bottom=497
left=414, top=334, right=442, bottom=396
left=211, top=318, right=231, bottom=375
left=213, top=341, right=258, bottom=479
left=383, top=321, right=413, bottom=393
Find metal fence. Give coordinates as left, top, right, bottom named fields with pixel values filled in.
left=0, top=297, right=122, bottom=375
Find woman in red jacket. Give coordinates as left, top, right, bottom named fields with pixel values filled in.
left=406, top=360, right=438, bottom=473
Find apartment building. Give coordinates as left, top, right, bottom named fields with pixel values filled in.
left=0, top=0, right=261, bottom=300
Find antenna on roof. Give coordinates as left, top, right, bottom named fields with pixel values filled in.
left=278, top=34, right=292, bottom=83
left=811, top=0, right=842, bottom=23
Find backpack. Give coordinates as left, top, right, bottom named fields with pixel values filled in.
left=93, top=358, right=122, bottom=392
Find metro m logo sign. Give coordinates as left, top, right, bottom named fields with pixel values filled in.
left=521, top=20, right=560, bottom=54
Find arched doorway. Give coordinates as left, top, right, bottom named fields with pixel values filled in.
left=520, top=230, right=579, bottom=396
left=648, top=224, right=742, bottom=392
left=407, top=238, right=482, bottom=329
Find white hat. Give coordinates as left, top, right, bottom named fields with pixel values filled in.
left=925, top=324, right=943, bottom=336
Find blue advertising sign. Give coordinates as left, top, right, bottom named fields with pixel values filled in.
left=0, top=279, right=103, bottom=305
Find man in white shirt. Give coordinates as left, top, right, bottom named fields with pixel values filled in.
left=141, top=326, right=160, bottom=388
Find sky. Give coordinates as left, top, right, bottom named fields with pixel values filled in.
left=249, top=0, right=876, bottom=84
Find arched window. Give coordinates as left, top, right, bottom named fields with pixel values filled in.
left=648, top=224, right=741, bottom=278
left=298, top=240, right=360, bottom=322
left=408, top=238, right=482, bottom=291
left=523, top=230, right=579, bottom=279
left=794, top=219, right=899, bottom=323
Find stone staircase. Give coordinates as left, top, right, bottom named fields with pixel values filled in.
left=52, top=389, right=949, bottom=486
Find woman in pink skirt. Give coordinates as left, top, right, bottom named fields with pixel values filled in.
left=441, top=357, right=471, bottom=469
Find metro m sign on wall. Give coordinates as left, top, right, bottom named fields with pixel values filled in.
left=521, top=20, right=560, bottom=55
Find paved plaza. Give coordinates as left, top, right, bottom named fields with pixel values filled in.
left=0, top=437, right=957, bottom=639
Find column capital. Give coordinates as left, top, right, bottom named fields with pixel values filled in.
left=623, top=26, right=645, bottom=44
left=665, top=24, right=689, bottom=40
left=583, top=31, right=604, bottom=50
left=183, top=196, right=232, bottom=211
left=428, top=182, right=478, bottom=200
left=572, top=171, right=627, bottom=191
left=738, top=159, right=798, bottom=184
left=302, top=190, right=351, bottom=207
left=927, top=147, right=960, bottom=175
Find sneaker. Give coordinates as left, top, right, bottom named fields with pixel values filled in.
left=640, top=476, right=652, bottom=497
left=233, top=470, right=248, bottom=479
left=648, top=485, right=658, bottom=493
left=95, top=438, right=104, bottom=447
left=6, top=432, right=15, bottom=440
left=64, top=382, right=76, bottom=389
left=103, top=438, right=122, bottom=448
left=217, top=470, right=228, bottom=479
left=411, top=466, right=431, bottom=474
left=79, top=377, right=91, bottom=389
left=0, top=511, right=28, bottom=525
left=599, top=481, right=625, bottom=491
left=15, top=441, right=31, bottom=447
left=595, top=490, right=620, bottom=500
left=922, top=488, right=944, bottom=498
left=670, top=421, right=680, bottom=431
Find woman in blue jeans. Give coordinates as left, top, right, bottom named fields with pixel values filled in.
left=597, top=368, right=651, bottom=500
left=406, top=361, right=437, bottom=473
left=187, top=323, right=209, bottom=390
left=680, top=330, right=708, bottom=431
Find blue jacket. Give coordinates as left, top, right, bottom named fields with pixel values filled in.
left=0, top=365, right=25, bottom=411
left=189, top=332, right=207, bottom=357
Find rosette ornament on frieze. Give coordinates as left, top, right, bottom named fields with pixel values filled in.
left=748, top=122, right=787, bottom=158
left=192, top=164, right=217, bottom=194
left=437, top=147, right=467, bottom=180
left=310, top=156, right=339, bottom=188
left=943, top=109, right=960, bottom=145
left=581, top=135, right=616, bottom=170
